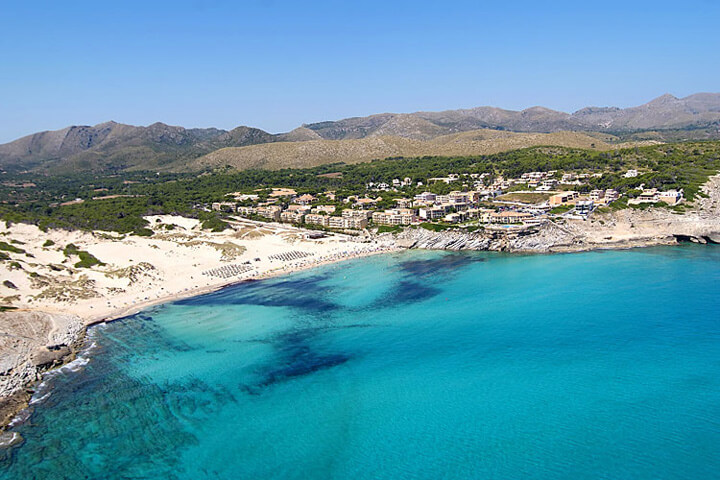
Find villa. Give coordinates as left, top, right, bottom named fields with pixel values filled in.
left=549, top=191, right=579, bottom=206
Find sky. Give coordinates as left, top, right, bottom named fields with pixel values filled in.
left=0, top=0, right=718, bottom=143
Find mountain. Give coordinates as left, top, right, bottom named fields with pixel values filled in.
left=1, top=93, right=718, bottom=173
left=303, top=93, right=720, bottom=140
left=0, top=121, right=275, bottom=173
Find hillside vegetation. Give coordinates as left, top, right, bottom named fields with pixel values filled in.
left=1, top=141, right=718, bottom=236
left=192, top=130, right=624, bottom=171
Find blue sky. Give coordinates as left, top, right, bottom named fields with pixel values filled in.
left=0, top=0, right=718, bottom=142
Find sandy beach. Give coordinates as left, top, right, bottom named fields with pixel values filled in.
left=0, top=215, right=398, bottom=427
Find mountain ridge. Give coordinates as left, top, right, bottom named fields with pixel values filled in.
left=1, top=93, right=718, bottom=173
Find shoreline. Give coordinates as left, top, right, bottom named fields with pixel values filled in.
left=1, top=230, right=718, bottom=433
left=0, top=246, right=399, bottom=432
left=85, top=246, right=399, bottom=326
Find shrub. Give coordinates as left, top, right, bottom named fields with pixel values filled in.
left=75, top=251, right=104, bottom=268
left=420, top=222, right=452, bottom=232
left=0, top=241, right=25, bottom=254
left=376, top=225, right=402, bottom=234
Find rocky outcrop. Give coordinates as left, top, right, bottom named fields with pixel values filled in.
left=0, top=311, right=83, bottom=427
left=394, top=225, right=550, bottom=252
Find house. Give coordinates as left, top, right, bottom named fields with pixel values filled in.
left=236, top=206, right=256, bottom=217
left=575, top=200, right=594, bottom=215
left=589, top=190, right=605, bottom=201
left=629, top=188, right=683, bottom=205
left=658, top=189, right=684, bottom=205
left=343, top=217, right=368, bottom=229
left=286, top=204, right=312, bottom=213
left=229, top=193, right=259, bottom=202
left=521, top=172, right=547, bottom=181
left=355, top=197, right=380, bottom=208
left=395, top=198, right=413, bottom=208
left=311, top=205, right=336, bottom=214
left=624, top=169, right=639, bottom=178
left=269, top=188, right=297, bottom=197
left=305, top=232, right=326, bottom=239
left=211, top=202, right=236, bottom=212
left=294, top=194, right=316, bottom=205
left=549, top=191, right=579, bottom=206
left=443, top=211, right=468, bottom=223
left=524, top=215, right=548, bottom=226
left=428, top=177, right=454, bottom=184
left=414, top=192, right=437, bottom=203
left=604, top=189, right=620, bottom=202
left=631, top=189, right=659, bottom=204
left=437, top=191, right=471, bottom=206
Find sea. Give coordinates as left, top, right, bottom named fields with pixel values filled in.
left=1, top=246, right=719, bottom=479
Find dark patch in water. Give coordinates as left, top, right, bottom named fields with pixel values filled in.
left=396, top=253, right=484, bottom=278
left=240, top=329, right=352, bottom=394
left=388, top=280, right=442, bottom=304
left=176, top=272, right=339, bottom=313
left=242, top=350, right=350, bottom=394
left=238, top=323, right=376, bottom=345
left=360, top=279, right=442, bottom=311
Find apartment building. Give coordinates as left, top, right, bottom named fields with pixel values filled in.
left=304, top=214, right=330, bottom=227
left=256, top=205, right=282, bottom=221
left=372, top=208, right=414, bottom=226
left=280, top=211, right=305, bottom=224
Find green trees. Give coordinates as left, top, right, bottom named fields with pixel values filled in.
left=0, top=141, right=717, bottom=234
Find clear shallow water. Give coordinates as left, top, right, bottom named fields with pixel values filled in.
left=2, top=246, right=720, bottom=479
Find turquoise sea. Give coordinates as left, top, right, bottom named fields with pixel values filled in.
left=2, top=246, right=720, bottom=479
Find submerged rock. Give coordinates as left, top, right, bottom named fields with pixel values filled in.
left=0, top=431, right=24, bottom=449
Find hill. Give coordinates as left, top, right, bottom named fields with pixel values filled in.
left=192, top=130, right=622, bottom=171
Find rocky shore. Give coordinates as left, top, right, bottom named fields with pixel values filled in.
left=0, top=311, right=84, bottom=429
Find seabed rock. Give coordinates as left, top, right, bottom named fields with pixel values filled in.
left=0, top=431, right=24, bottom=449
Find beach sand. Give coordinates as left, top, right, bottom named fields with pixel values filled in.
left=0, top=215, right=398, bottom=426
